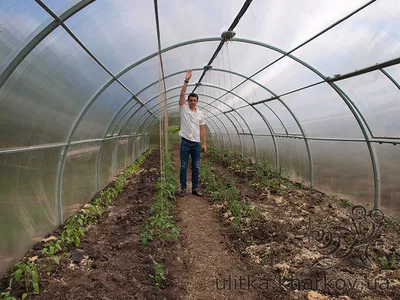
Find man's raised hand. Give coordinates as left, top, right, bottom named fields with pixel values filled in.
left=185, top=70, right=192, bottom=81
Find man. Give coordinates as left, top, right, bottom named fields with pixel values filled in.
left=177, top=70, right=207, bottom=197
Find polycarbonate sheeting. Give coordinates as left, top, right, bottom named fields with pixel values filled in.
left=293, top=0, right=400, bottom=77
left=281, top=83, right=365, bottom=138
left=108, top=102, right=141, bottom=136
left=221, top=133, right=231, bottom=149
left=65, top=0, right=158, bottom=74
left=276, top=137, right=309, bottom=183
left=164, top=70, right=203, bottom=95
left=384, top=64, right=400, bottom=84
left=254, top=135, right=277, bottom=167
left=194, top=85, right=229, bottom=105
left=253, top=103, right=286, bottom=134
left=264, top=100, right=301, bottom=134
left=212, top=41, right=282, bottom=81
left=117, top=138, right=128, bottom=172
left=72, top=81, right=132, bottom=141
left=165, top=89, right=181, bottom=102
left=196, top=95, right=231, bottom=114
left=374, top=143, right=400, bottom=220
left=62, top=141, right=100, bottom=220
left=337, top=71, right=400, bottom=138
left=235, top=0, right=368, bottom=52
left=121, top=105, right=150, bottom=135
left=310, top=140, right=374, bottom=206
left=141, top=86, right=165, bottom=111
left=235, top=106, right=271, bottom=135
left=119, top=56, right=159, bottom=94
left=227, top=111, right=251, bottom=134
left=201, top=69, right=241, bottom=94
left=161, top=41, right=220, bottom=78
left=41, top=0, right=81, bottom=15
left=252, top=56, right=323, bottom=96
left=127, top=136, right=135, bottom=166
left=158, top=0, right=244, bottom=48
left=240, top=135, right=256, bottom=162
left=0, top=147, right=60, bottom=273
left=211, top=114, right=237, bottom=134
left=230, top=134, right=241, bottom=153
left=231, top=80, right=274, bottom=106
left=99, top=138, right=118, bottom=190
left=136, top=136, right=144, bottom=158
left=0, top=0, right=51, bottom=75
left=0, top=27, right=110, bottom=148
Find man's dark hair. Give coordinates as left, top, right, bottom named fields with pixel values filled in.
left=187, top=92, right=198, bottom=101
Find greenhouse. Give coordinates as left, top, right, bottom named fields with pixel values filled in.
left=0, top=0, right=399, bottom=299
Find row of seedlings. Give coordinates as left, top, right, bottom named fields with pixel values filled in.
left=141, top=146, right=180, bottom=288
left=0, top=149, right=152, bottom=300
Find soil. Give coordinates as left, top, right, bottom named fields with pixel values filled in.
left=1, top=146, right=400, bottom=300
left=207, top=156, right=400, bottom=300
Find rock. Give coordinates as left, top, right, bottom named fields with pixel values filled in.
left=71, top=249, right=85, bottom=263
left=308, top=291, right=326, bottom=300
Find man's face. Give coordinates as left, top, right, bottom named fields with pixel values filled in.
left=188, top=96, right=198, bottom=110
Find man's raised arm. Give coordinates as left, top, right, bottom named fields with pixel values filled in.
left=179, top=70, right=192, bottom=106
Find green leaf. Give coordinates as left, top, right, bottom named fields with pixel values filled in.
left=22, top=293, right=28, bottom=300
left=53, top=256, right=60, bottom=265
left=32, top=270, right=39, bottom=282
left=55, top=244, right=62, bottom=251
left=33, top=281, right=40, bottom=294
left=78, top=218, right=83, bottom=226
left=14, top=268, right=22, bottom=281
left=42, top=248, right=48, bottom=254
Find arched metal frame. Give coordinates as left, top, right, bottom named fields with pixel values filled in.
left=109, top=37, right=381, bottom=206
left=130, top=98, right=237, bottom=150
left=0, top=0, right=389, bottom=220
left=121, top=84, right=258, bottom=159
left=108, top=68, right=284, bottom=166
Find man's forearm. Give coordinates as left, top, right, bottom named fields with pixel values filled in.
left=179, top=81, right=188, bottom=105
left=200, top=127, right=206, bottom=145
left=180, top=70, right=192, bottom=105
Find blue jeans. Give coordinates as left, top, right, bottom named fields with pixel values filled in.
left=180, top=137, right=201, bottom=191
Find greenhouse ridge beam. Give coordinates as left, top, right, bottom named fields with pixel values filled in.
left=203, top=0, right=376, bottom=109
left=193, top=0, right=253, bottom=93
left=134, top=68, right=288, bottom=135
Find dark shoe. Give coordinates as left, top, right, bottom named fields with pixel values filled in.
left=192, top=189, right=203, bottom=197
left=177, top=189, right=186, bottom=197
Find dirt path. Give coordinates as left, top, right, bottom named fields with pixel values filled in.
left=172, top=147, right=261, bottom=299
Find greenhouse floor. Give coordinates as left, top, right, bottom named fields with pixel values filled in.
left=2, top=147, right=400, bottom=300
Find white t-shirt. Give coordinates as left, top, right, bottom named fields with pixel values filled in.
left=179, top=103, right=205, bottom=142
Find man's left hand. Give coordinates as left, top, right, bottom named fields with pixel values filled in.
left=201, top=144, right=207, bottom=152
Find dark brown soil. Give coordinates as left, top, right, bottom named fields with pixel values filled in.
left=2, top=147, right=400, bottom=300
left=207, top=156, right=400, bottom=300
